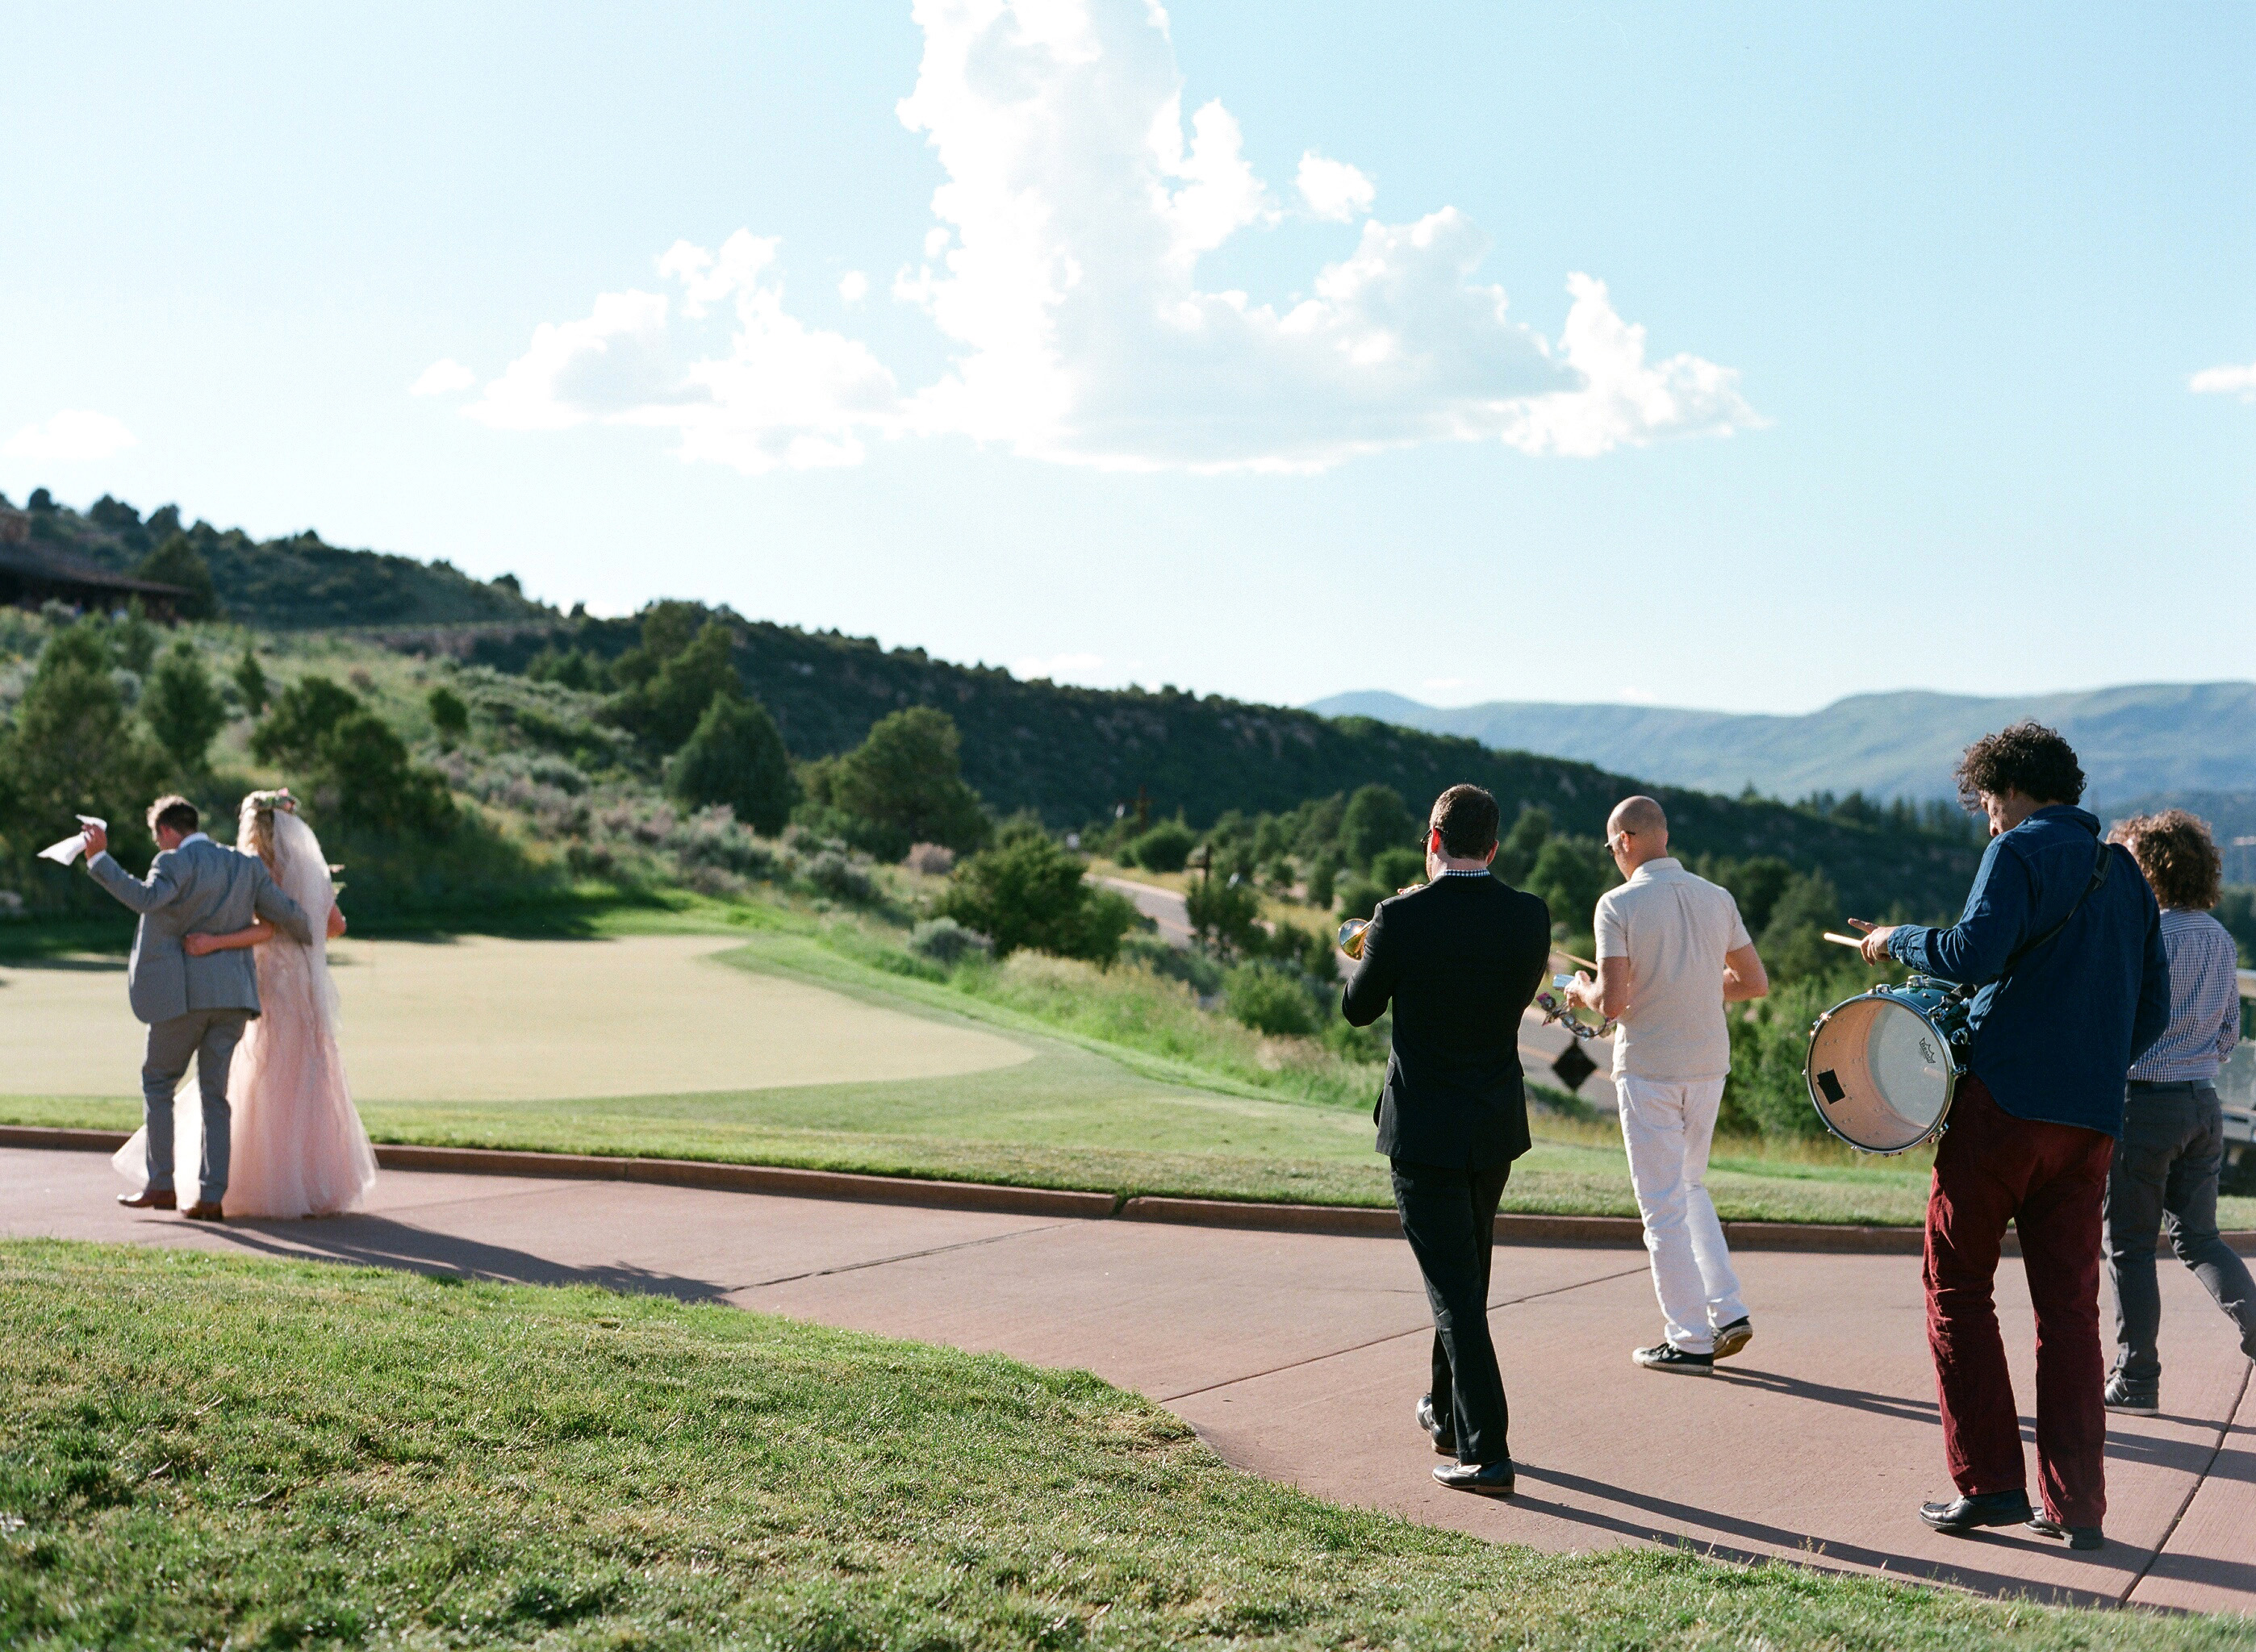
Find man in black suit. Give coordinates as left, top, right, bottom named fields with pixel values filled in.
left=1343, top=783, right=1553, bottom=1497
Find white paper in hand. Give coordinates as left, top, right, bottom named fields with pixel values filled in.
left=36, top=816, right=106, bottom=866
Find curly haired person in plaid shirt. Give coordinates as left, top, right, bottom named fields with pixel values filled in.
left=2102, top=810, right=2256, bottom=1418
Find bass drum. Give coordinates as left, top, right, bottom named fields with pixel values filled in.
left=1804, top=981, right=1971, bottom=1154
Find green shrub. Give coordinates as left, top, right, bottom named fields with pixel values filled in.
left=610, top=620, right=742, bottom=751
left=938, top=829, right=1135, bottom=962
left=1758, top=870, right=1847, bottom=981
left=110, top=602, right=160, bottom=674
left=1224, top=962, right=1318, bottom=1036
left=1720, top=975, right=1844, bottom=1141
left=314, top=711, right=455, bottom=837
left=1126, top=819, right=1196, bottom=872
left=804, top=707, right=989, bottom=861
left=136, top=534, right=220, bottom=620
left=1339, top=783, right=1414, bottom=870
left=252, top=675, right=362, bottom=767
left=1184, top=871, right=1263, bottom=957
left=1335, top=874, right=1389, bottom=921
left=1370, top=845, right=1426, bottom=889
left=909, top=915, right=992, bottom=966
left=1527, top=836, right=1615, bottom=934
left=141, top=640, right=228, bottom=774
left=231, top=648, right=269, bottom=717
left=1304, top=856, right=1338, bottom=910
left=0, top=620, right=169, bottom=896
left=1494, top=806, right=1551, bottom=884
left=666, top=692, right=796, bottom=835
left=427, top=685, right=470, bottom=746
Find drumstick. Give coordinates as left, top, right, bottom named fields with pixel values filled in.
left=1823, top=932, right=1865, bottom=950
left=1553, top=949, right=1599, bottom=972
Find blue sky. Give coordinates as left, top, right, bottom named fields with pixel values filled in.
left=3, top=2, right=2250, bottom=715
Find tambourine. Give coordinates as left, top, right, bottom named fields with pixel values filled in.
left=1535, top=974, right=1616, bottom=1041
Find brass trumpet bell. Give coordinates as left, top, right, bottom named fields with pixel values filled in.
left=1337, top=919, right=1371, bottom=960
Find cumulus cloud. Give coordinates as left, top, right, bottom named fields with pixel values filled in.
left=1296, top=151, right=1374, bottom=222
left=2191, top=361, right=2256, bottom=402
left=466, top=231, right=900, bottom=472
left=410, top=358, right=477, bottom=396
left=3, top=410, right=136, bottom=462
left=452, top=0, right=1755, bottom=474
left=838, top=269, right=871, bottom=304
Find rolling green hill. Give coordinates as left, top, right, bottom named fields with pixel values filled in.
left=459, top=612, right=1982, bottom=920
left=5, top=490, right=546, bottom=629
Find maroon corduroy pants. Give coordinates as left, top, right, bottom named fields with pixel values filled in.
left=1925, top=1075, right=2115, bottom=1527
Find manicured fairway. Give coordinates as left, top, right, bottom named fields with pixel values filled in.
left=0, top=933, right=1031, bottom=1100
left=6, top=1240, right=2250, bottom=1652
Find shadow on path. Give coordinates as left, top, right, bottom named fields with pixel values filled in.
left=1510, top=1461, right=2137, bottom=1606
left=203, top=1213, right=733, bottom=1303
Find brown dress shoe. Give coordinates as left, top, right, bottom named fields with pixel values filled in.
left=182, top=1201, right=226, bottom=1222
left=118, top=1189, right=178, bottom=1211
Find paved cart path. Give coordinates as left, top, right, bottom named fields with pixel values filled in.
left=6, top=1146, right=2250, bottom=1614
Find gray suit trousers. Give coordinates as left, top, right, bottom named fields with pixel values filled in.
left=142, top=1009, right=249, bottom=1199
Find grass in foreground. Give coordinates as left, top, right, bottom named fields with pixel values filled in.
left=5, top=1241, right=2247, bottom=1652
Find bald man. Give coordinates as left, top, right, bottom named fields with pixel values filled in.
left=1568, top=795, right=1770, bottom=1373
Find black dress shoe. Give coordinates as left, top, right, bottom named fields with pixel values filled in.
left=2027, top=1513, right=2105, bottom=1550
left=118, top=1189, right=177, bottom=1211
left=1434, top=1459, right=1515, bottom=1498
left=1414, top=1395, right=1456, bottom=1456
left=1919, top=1489, right=2032, bottom=1533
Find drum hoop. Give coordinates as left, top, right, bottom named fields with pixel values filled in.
left=1803, top=987, right=1965, bottom=1157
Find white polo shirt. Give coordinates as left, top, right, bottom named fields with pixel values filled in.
left=1593, top=857, right=1751, bottom=1082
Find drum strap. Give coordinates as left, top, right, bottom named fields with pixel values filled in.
left=1990, top=834, right=2113, bottom=987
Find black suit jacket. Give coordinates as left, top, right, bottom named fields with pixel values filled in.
left=1341, top=872, right=1553, bottom=1170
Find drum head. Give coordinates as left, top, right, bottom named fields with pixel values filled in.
left=1807, top=994, right=1953, bottom=1153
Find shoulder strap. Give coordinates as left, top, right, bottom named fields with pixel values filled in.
left=1991, top=832, right=2112, bottom=986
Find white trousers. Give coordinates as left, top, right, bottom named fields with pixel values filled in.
left=1616, top=1073, right=1746, bottom=1354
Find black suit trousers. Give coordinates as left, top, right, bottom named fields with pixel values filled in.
left=1392, top=1158, right=1511, bottom=1466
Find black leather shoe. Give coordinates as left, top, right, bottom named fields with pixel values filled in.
left=1433, top=1459, right=1515, bottom=1498
left=1919, top=1489, right=2032, bottom=1533
left=2027, top=1513, right=2104, bottom=1550
left=118, top=1189, right=177, bottom=1210
left=1414, top=1395, right=1456, bottom=1456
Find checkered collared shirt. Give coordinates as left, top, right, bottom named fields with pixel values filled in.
left=2127, top=908, right=2241, bottom=1084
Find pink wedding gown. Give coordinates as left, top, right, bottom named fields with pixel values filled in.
left=115, top=811, right=378, bottom=1216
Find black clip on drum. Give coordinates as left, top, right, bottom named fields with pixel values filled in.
left=1803, top=977, right=1974, bottom=1154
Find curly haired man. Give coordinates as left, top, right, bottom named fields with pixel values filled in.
left=1857, top=722, right=2169, bottom=1551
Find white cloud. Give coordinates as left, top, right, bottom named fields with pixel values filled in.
left=838, top=269, right=871, bottom=305
left=410, top=358, right=477, bottom=396
left=1014, top=651, right=1107, bottom=682
left=2191, top=361, right=2256, bottom=402
left=3, top=409, right=136, bottom=462
left=465, top=231, right=900, bottom=472
left=453, top=0, right=1755, bottom=475
left=1296, top=151, right=1374, bottom=222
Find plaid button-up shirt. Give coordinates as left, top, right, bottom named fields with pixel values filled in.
left=2128, top=907, right=2242, bottom=1085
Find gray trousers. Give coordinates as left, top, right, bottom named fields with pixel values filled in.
left=141, top=1009, right=250, bottom=1200
left=2103, top=1080, right=2256, bottom=1387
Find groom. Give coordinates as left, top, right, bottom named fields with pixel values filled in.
left=80, top=796, right=311, bottom=1220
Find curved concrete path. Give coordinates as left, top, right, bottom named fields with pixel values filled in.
left=5, top=1145, right=2250, bottom=1615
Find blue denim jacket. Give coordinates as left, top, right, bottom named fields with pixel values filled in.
left=1886, top=806, right=2169, bottom=1138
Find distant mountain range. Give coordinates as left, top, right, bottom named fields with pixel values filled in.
left=1307, top=685, right=2256, bottom=813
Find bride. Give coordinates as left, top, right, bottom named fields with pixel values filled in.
left=113, top=790, right=378, bottom=1217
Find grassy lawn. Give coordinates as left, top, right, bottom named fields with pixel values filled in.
left=6, top=1241, right=2250, bottom=1652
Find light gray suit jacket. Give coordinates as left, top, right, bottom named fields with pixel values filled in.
left=87, top=837, right=314, bottom=1025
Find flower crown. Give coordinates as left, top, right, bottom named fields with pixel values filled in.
left=244, top=788, right=299, bottom=816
